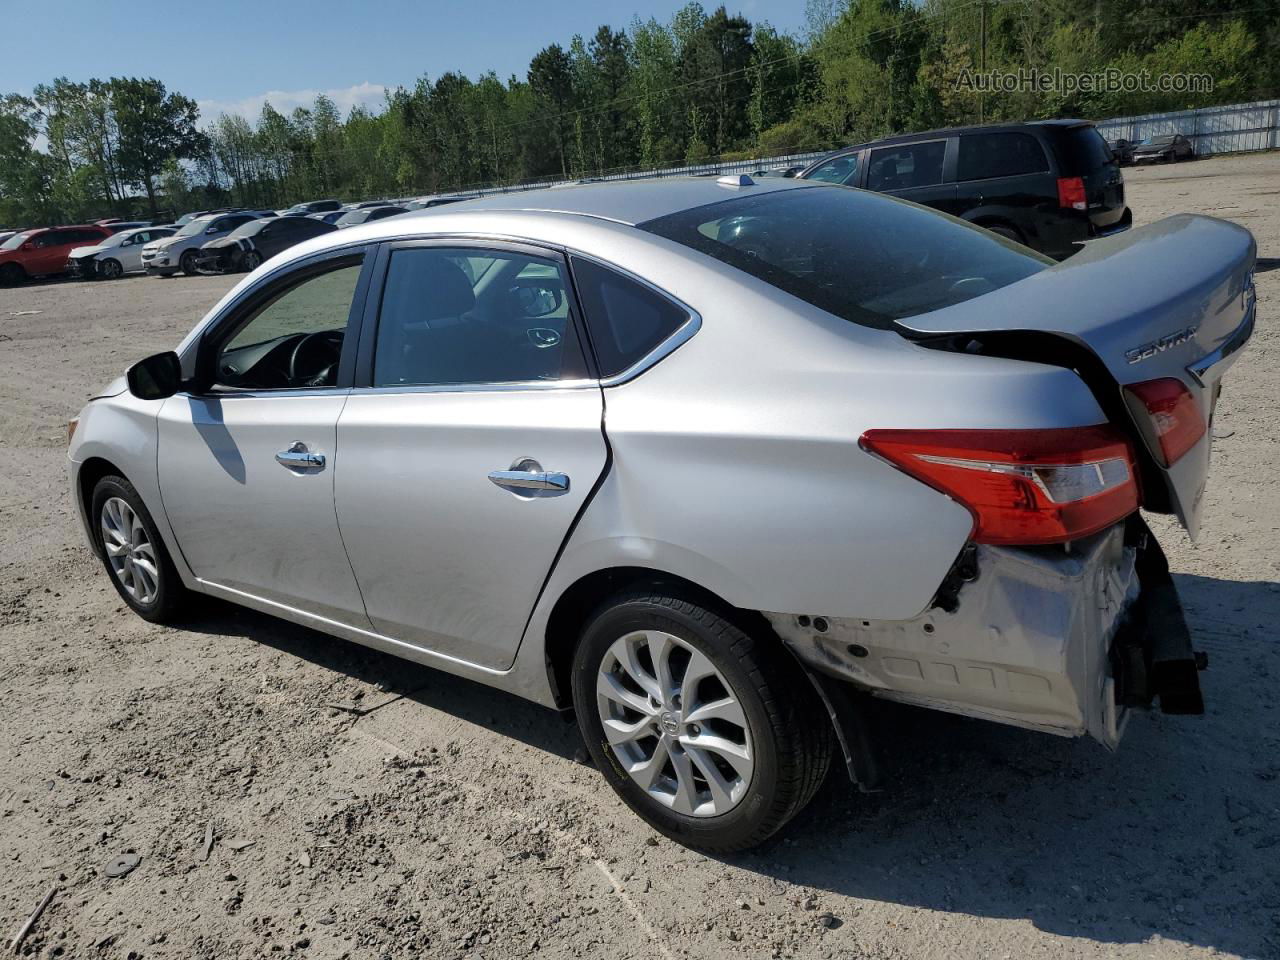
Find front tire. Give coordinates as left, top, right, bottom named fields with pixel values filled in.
left=0, top=262, right=26, bottom=286
left=241, top=250, right=263, bottom=272
left=91, top=475, right=190, bottom=623
left=180, top=250, right=199, bottom=276
left=571, top=587, right=833, bottom=852
left=100, top=258, right=123, bottom=280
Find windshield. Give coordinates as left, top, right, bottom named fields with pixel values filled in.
left=174, top=218, right=213, bottom=238
left=97, top=231, right=130, bottom=248
left=640, top=185, right=1050, bottom=328
left=1145, top=136, right=1175, bottom=145
left=1, top=231, right=33, bottom=251
left=337, top=210, right=370, bottom=225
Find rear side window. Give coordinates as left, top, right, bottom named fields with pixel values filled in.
left=1053, top=126, right=1115, bottom=175
left=571, top=258, right=691, bottom=378
left=866, top=141, right=945, bottom=191
left=957, top=133, right=1049, bottom=180
left=640, top=186, right=1049, bottom=329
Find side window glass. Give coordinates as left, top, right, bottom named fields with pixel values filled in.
left=570, top=257, right=691, bottom=378
left=214, top=258, right=363, bottom=390
left=867, top=141, right=945, bottom=191
left=957, top=133, right=1050, bottom=181
left=372, top=247, right=584, bottom=387
left=807, top=154, right=859, bottom=185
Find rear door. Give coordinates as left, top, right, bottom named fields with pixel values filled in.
left=865, top=139, right=959, bottom=214
left=953, top=131, right=1056, bottom=242
left=334, top=240, right=608, bottom=670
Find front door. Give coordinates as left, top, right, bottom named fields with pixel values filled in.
left=335, top=242, right=608, bottom=669
left=157, top=252, right=374, bottom=626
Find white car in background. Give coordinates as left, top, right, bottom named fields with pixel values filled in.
left=67, top=226, right=176, bottom=280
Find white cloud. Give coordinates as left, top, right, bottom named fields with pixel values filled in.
left=197, top=81, right=390, bottom=124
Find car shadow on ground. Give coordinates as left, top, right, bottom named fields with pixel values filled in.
left=180, top=573, right=1278, bottom=957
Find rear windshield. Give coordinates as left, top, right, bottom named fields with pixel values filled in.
left=1053, top=125, right=1115, bottom=175
left=639, top=186, right=1050, bottom=328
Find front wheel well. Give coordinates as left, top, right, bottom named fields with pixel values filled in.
left=542, top=566, right=773, bottom=709
left=77, top=456, right=128, bottom=553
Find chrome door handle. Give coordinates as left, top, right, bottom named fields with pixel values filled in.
left=275, top=441, right=325, bottom=470
left=488, top=469, right=570, bottom=492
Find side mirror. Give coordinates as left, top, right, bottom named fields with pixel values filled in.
left=21, top=241, right=34, bottom=251
left=205, top=225, right=218, bottom=234
left=127, top=351, right=183, bottom=400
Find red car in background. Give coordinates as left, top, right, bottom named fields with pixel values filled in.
left=0, top=224, right=113, bottom=284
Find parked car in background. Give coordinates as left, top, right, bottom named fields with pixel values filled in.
left=102, top=221, right=154, bottom=234
left=141, top=212, right=262, bottom=276
left=1108, top=138, right=1135, bottom=165
left=194, top=215, right=336, bottom=273
left=307, top=211, right=347, bottom=226
left=0, top=224, right=113, bottom=284
left=71, top=176, right=1251, bottom=851
left=1132, top=134, right=1195, bottom=164
left=335, top=204, right=408, bottom=228
left=799, top=119, right=1130, bottom=260
left=283, top=199, right=342, bottom=216
left=67, top=225, right=177, bottom=279
left=405, top=194, right=477, bottom=210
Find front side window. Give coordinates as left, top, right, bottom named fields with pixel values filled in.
left=866, top=141, right=946, bottom=191
left=805, top=154, right=860, bottom=186
left=640, top=186, right=1049, bottom=329
left=372, top=246, right=585, bottom=387
left=213, top=258, right=364, bottom=390
left=957, top=132, right=1049, bottom=181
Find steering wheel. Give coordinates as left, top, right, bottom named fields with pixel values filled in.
left=287, top=331, right=343, bottom=387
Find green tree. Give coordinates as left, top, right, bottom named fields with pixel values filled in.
left=111, top=77, right=205, bottom=217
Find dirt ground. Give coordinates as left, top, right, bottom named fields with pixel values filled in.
left=1, top=152, right=1278, bottom=960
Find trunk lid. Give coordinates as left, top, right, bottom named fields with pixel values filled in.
left=896, top=214, right=1256, bottom=538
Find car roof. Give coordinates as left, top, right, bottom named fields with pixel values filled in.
left=437, top=176, right=817, bottom=226
left=816, top=119, right=1095, bottom=158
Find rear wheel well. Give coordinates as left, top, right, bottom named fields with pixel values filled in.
left=971, top=217, right=1026, bottom=243
left=77, top=457, right=127, bottom=553
left=543, top=567, right=774, bottom=709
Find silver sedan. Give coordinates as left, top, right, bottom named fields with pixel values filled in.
left=68, top=175, right=1256, bottom=851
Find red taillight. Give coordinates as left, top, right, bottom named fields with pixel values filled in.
left=1123, top=377, right=1205, bottom=467
left=860, top=426, right=1139, bottom=545
left=1057, top=176, right=1087, bottom=211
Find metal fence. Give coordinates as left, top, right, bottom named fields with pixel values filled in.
left=462, top=97, right=1280, bottom=199
left=1094, top=98, right=1280, bottom=156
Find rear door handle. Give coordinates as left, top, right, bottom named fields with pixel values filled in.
left=276, top=441, right=326, bottom=470
left=488, top=469, right=570, bottom=492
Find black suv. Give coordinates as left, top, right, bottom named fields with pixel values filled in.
left=799, top=120, right=1131, bottom=259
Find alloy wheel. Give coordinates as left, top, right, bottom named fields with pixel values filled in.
left=595, top=629, right=754, bottom=817
left=100, top=496, right=160, bottom=605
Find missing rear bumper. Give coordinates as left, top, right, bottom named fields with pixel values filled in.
left=766, top=518, right=1202, bottom=750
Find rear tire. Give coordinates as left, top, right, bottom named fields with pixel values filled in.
left=100, top=258, right=123, bottom=280
left=180, top=250, right=199, bottom=276
left=91, top=475, right=191, bottom=624
left=571, top=587, right=833, bottom=852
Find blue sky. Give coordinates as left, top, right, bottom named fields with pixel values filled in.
left=3, top=0, right=808, bottom=122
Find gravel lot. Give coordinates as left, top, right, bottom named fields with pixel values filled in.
left=2, top=153, right=1278, bottom=960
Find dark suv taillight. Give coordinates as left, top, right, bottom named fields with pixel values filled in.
left=1057, top=176, right=1087, bottom=211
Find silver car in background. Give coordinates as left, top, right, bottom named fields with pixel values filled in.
left=68, top=176, right=1255, bottom=851
left=67, top=225, right=176, bottom=279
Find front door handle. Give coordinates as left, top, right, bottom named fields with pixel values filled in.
left=276, top=441, right=325, bottom=470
